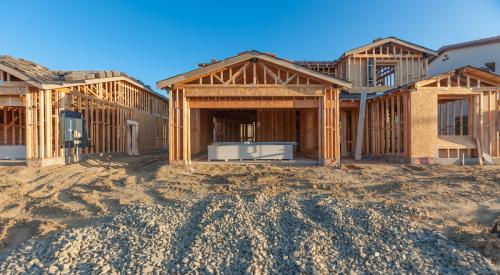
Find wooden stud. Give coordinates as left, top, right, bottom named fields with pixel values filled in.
left=391, top=96, right=395, bottom=157
left=26, top=93, right=32, bottom=159
left=39, top=90, right=45, bottom=158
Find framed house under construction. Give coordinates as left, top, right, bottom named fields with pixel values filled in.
left=300, top=37, right=500, bottom=164
left=2, top=37, right=496, bottom=166
left=0, top=56, right=168, bottom=166
left=161, top=37, right=499, bottom=165
left=157, top=51, right=351, bottom=165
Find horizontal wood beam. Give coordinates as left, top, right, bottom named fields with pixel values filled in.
left=0, top=86, right=29, bottom=95
left=352, top=54, right=423, bottom=58
left=348, top=86, right=393, bottom=93
left=0, top=96, right=24, bottom=106
left=183, top=86, right=326, bottom=97
left=419, top=87, right=490, bottom=94
left=340, top=100, right=360, bottom=108
left=181, top=84, right=326, bottom=88
left=189, top=99, right=319, bottom=109
left=65, top=90, right=167, bottom=119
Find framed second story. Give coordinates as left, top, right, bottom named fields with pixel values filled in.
left=337, top=37, right=438, bottom=92
left=299, top=37, right=438, bottom=93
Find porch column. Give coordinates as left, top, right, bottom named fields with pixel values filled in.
left=355, top=92, right=367, bottom=160
left=318, top=96, right=324, bottom=165
left=182, top=91, right=191, bottom=164
left=321, top=88, right=339, bottom=166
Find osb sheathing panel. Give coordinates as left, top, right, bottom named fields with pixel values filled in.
left=410, top=91, right=437, bottom=159
left=480, top=91, right=500, bottom=157
left=131, top=110, right=168, bottom=153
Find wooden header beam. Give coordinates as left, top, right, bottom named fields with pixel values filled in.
left=0, top=86, right=29, bottom=95
left=183, top=86, right=326, bottom=97
left=0, top=96, right=24, bottom=106
left=188, top=98, right=319, bottom=109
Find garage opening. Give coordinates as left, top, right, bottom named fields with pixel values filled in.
left=189, top=108, right=319, bottom=163
left=160, top=51, right=349, bottom=165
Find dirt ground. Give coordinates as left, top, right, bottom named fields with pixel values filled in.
left=0, top=153, right=498, bottom=264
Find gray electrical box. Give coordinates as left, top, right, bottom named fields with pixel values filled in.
left=60, top=111, right=88, bottom=148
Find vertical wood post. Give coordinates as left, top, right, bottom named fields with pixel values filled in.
left=355, top=92, right=367, bottom=160
left=39, top=90, right=45, bottom=159
left=25, top=93, right=32, bottom=159
left=318, top=96, right=323, bottom=164
left=168, top=89, right=174, bottom=163
left=45, top=90, right=52, bottom=158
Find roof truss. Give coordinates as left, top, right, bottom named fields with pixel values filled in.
left=416, top=66, right=500, bottom=89
left=182, top=59, right=329, bottom=86
left=157, top=51, right=351, bottom=89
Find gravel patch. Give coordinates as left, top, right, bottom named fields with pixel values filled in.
left=0, top=194, right=495, bottom=274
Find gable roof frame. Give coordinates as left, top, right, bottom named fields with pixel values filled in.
left=0, top=62, right=43, bottom=88
left=415, top=65, right=500, bottom=88
left=343, top=37, right=438, bottom=57
left=157, top=51, right=352, bottom=89
left=362, top=66, right=500, bottom=99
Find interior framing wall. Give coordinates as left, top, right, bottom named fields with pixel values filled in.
left=340, top=108, right=359, bottom=157
left=190, top=109, right=212, bottom=156
left=0, top=106, right=25, bottom=145
left=362, top=91, right=410, bottom=161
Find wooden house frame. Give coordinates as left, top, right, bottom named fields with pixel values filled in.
left=359, top=66, right=500, bottom=164
left=158, top=37, right=499, bottom=165
left=299, top=38, right=440, bottom=159
left=157, top=51, right=351, bottom=165
left=0, top=56, right=168, bottom=166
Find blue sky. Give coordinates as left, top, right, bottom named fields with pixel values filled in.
left=1, top=0, right=499, bottom=96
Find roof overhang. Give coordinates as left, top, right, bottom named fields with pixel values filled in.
left=457, top=66, right=500, bottom=85
left=0, top=63, right=43, bottom=88
left=0, top=63, right=166, bottom=101
left=157, top=51, right=352, bottom=89
left=437, top=35, right=500, bottom=55
left=415, top=66, right=500, bottom=87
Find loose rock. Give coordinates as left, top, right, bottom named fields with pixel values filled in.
left=0, top=194, right=495, bottom=274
